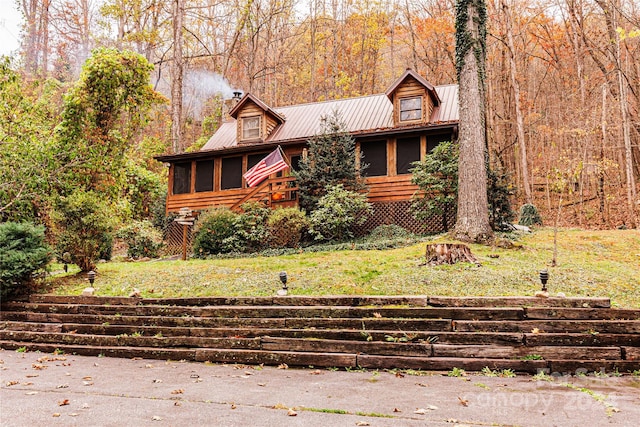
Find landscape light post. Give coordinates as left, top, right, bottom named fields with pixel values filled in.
left=87, top=270, right=96, bottom=285
left=278, top=272, right=288, bottom=296
left=539, top=269, right=549, bottom=293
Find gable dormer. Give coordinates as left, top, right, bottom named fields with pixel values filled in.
left=385, top=69, right=441, bottom=127
left=228, top=93, right=285, bottom=144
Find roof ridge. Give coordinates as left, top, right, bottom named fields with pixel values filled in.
left=274, top=93, right=385, bottom=110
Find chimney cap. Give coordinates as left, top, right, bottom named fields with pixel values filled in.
left=232, top=91, right=243, bottom=100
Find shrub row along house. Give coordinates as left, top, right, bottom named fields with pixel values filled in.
left=156, top=69, right=459, bottom=233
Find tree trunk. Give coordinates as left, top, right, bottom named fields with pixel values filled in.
left=501, top=0, right=532, bottom=203
left=171, top=0, right=184, bottom=154
left=425, top=243, right=479, bottom=265
left=454, top=0, right=493, bottom=243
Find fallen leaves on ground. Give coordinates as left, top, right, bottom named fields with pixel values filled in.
left=458, top=397, right=469, bottom=407
left=151, top=415, right=163, bottom=421
left=58, top=399, right=70, bottom=406
left=287, top=409, right=297, bottom=416
left=278, top=363, right=289, bottom=369
left=52, top=413, right=61, bottom=417
left=356, top=422, right=370, bottom=426
left=414, top=405, right=438, bottom=414
left=393, top=408, right=401, bottom=412
left=6, top=380, right=19, bottom=386
left=32, top=364, right=47, bottom=370
left=171, top=389, right=184, bottom=394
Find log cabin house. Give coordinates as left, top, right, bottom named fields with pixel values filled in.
left=156, top=69, right=459, bottom=233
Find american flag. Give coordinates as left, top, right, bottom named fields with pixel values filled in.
left=243, top=147, right=289, bottom=187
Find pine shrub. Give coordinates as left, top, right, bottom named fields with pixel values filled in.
left=0, top=222, right=51, bottom=300
left=518, top=203, right=542, bottom=226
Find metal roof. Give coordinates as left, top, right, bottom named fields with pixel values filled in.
left=201, top=84, right=458, bottom=152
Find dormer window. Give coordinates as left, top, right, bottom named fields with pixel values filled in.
left=399, top=96, right=422, bottom=122
left=242, top=116, right=261, bottom=140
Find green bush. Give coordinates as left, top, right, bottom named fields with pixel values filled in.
left=116, top=220, right=163, bottom=259
left=234, top=202, right=270, bottom=252
left=519, top=203, right=542, bottom=226
left=192, top=208, right=241, bottom=257
left=309, top=184, right=373, bottom=242
left=0, top=222, right=52, bottom=300
left=267, top=207, right=309, bottom=248
left=51, top=190, right=117, bottom=271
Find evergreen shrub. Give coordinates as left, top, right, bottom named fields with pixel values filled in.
left=518, top=203, right=542, bottom=226
left=0, top=222, right=51, bottom=300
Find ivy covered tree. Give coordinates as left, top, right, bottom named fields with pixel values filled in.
left=51, top=47, right=166, bottom=197
left=294, top=110, right=366, bottom=212
left=454, top=0, right=493, bottom=243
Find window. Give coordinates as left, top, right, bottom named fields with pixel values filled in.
left=400, top=96, right=422, bottom=122
left=173, top=162, right=191, bottom=194
left=221, top=156, right=243, bottom=189
left=242, top=116, right=261, bottom=140
left=361, top=140, right=387, bottom=177
left=290, top=155, right=301, bottom=171
left=396, top=137, right=421, bottom=174
left=247, top=153, right=266, bottom=170
left=427, top=133, right=452, bottom=154
left=195, top=160, right=214, bottom=192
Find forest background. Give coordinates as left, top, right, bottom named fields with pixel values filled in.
left=2, top=0, right=640, bottom=229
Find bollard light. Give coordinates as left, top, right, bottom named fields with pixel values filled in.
left=87, top=270, right=96, bottom=285
left=277, top=272, right=288, bottom=296
left=539, top=269, right=549, bottom=292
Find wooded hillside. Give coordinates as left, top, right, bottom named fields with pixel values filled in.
left=7, top=0, right=640, bottom=228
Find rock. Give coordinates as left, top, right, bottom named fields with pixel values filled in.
left=534, top=290, right=549, bottom=298
left=81, top=287, right=95, bottom=296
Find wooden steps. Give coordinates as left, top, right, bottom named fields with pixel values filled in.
left=1, top=295, right=639, bottom=374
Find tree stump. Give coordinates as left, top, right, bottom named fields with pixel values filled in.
left=425, top=243, right=480, bottom=265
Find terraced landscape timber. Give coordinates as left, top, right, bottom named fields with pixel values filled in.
left=1, top=295, right=639, bottom=374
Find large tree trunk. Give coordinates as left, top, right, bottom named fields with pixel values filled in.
left=454, top=0, right=493, bottom=243
left=171, top=0, right=184, bottom=154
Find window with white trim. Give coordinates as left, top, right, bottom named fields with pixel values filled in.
left=242, top=116, right=261, bottom=140
left=399, top=96, right=422, bottom=122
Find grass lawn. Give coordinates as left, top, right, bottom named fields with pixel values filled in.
left=48, top=228, right=640, bottom=308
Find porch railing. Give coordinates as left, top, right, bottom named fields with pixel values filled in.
left=230, top=176, right=298, bottom=212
